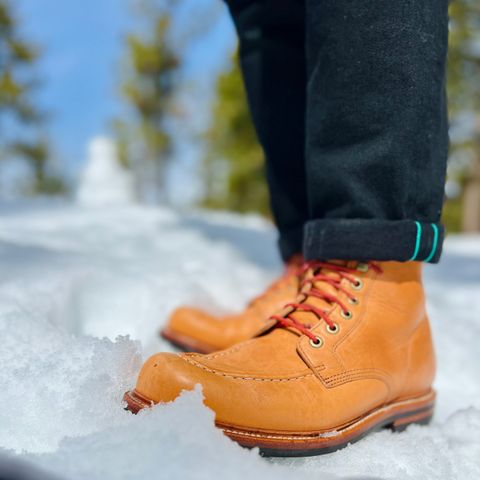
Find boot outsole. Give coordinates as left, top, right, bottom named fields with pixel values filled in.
left=123, top=389, right=435, bottom=457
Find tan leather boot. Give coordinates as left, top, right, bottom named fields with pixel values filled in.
left=160, top=255, right=303, bottom=353
left=126, top=261, right=436, bottom=456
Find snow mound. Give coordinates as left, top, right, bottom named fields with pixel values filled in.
left=28, top=388, right=301, bottom=480
left=0, top=202, right=479, bottom=479
left=76, top=137, right=135, bottom=206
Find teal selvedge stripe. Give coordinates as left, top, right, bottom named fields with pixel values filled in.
left=424, top=223, right=439, bottom=263
left=409, top=221, right=422, bottom=261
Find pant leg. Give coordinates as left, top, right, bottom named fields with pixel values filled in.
left=304, top=0, right=449, bottom=263
left=225, top=0, right=308, bottom=261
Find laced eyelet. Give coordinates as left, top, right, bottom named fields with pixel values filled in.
left=326, top=323, right=340, bottom=334
left=357, top=263, right=369, bottom=273
left=351, top=278, right=363, bottom=290
left=309, top=336, right=324, bottom=348
left=340, top=309, right=353, bottom=320
left=348, top=296, right=359, bottom=305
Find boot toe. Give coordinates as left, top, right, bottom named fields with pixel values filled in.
left=134, top=352, right=201, bottom=404
left=162, top=307, right=226, bottom=352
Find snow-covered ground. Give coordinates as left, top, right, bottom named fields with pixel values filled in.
left=1, top=201, right=479, bottom=480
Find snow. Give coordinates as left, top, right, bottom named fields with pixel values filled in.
left=0, top=201, right=479, bottom=480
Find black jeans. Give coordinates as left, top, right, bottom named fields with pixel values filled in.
left=226, top=0, right=449, bottom=264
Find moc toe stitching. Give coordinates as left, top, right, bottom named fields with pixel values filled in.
left=179, top=355, right=314, bottom=382
left=186, top=342, right=245, bottom=360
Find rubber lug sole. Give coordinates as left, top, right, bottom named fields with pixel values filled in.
left=123, top=389, right=435, bottom=457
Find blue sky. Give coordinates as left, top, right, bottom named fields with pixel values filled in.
left=15, top=0, right=236, bottom=178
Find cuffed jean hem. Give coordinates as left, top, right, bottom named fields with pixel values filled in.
left=303, top=219, right=444, bottom=264
left=278, top=225, right=304, bottom=262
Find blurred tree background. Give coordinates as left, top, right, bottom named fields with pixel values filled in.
left=113, top=0, right=179, bottom=203
left=201, top=55, right=269, bottom=215
left=446, top=0, right=480, bottom=232
left=112, top=0, right=220, bottom=204
left=0, top=0, right=65, bottom=196
left=1, top=0, right=479, bottom=233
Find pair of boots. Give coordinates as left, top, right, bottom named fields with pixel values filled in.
left=125, top=259, right=436, bottom=457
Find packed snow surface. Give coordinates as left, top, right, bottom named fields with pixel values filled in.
left=1, top=201, right=479, bottom=480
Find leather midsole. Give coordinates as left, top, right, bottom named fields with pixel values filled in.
left=125, top=388, right=435, bottom=440
left=216, top=389, right=435, bottom=448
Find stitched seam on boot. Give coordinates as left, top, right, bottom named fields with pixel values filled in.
left=324, top=367, right=391, bottom=382
left=180, top=356, right=314, bottom=382
left=324, top=370, right=392, bottom=396
left=187, top=343, right=245, bottom=360
left=398, top=314, right=432, bottom=398
left=331, top=268, right=378, bottom=362
left=297, top=270, right=377, bottom=379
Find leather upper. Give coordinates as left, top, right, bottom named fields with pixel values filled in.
left=164, top=256, right=301, bottom=351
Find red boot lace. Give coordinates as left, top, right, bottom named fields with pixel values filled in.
left=270, top=261, right=383, bottom=343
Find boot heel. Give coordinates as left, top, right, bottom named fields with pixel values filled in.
left=388, top=408, right=434, bottom=432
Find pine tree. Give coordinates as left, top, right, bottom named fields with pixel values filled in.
left=0, top=2, right=39, bottom=124
left=201, top=54, right=269, bottom=216
left=113, top=2, right=179, bottom=203
left=0, top=0, right=65, bottom=195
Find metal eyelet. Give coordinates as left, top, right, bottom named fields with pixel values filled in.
left=357, top=263, right=369, bottom=273
left=309, top=336, right=324, bottom=348
left=326, top=323, right=340, bottom=334
left=351, top=278, right=364, bottom=290
left=348, top=296, right=359, bottom=305
left=341, top=309, right=353, bottom=320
